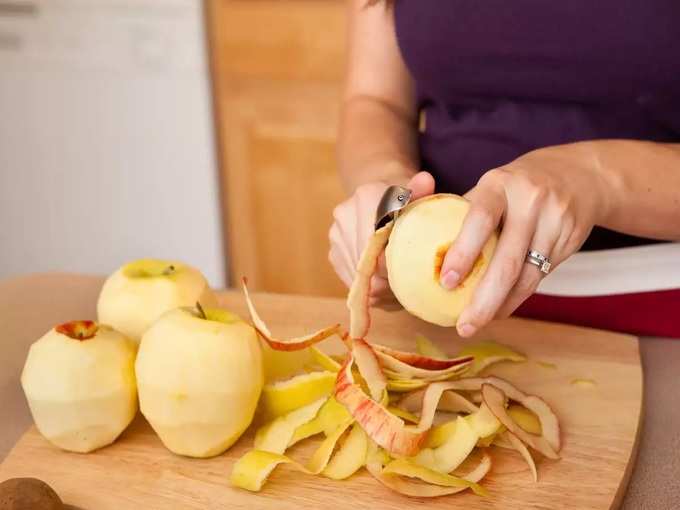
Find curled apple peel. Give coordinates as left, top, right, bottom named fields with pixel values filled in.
left=415, top=334, right=447, bottom=359
left=366, top=444, right=492, bottom=498
left=254, top=398, right=326, bottom=454
left=383, top=457, right=486, bottom=496
left=323, top=422, right=369, bottom=480
left=242, top=278, right=341, bottom=352
left=412, top=416, right=479, bottom=473
left=334, top=354, right=427, bottom=456
left=289, top=397, right=351, bottom=447
left=260, top=371, right=337, bottom=419
left=398, top=388, right=479, bottom=415
left=352, top=339, right=386, bottom=401
left=372, top=344, right=472, bottom=371
left=347, top=223, right=394, bottom=339
left=233, top=252, right=562, bottom=498
left=508, top=404, right=542, bottom=436
left=481, top=383, right=560, bottom=459
left=457, top=341, right=527, bottom=376
left=230, top=419, right=353, bottom=491
left=503, top=430, right=538, bottom=482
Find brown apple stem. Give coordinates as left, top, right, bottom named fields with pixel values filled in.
left=195, top=301, right=207, bottom=319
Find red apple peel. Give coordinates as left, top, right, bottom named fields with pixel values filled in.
left=55, top=320, right=98, bottom=341
left=347, top=223, right=393, bottom=340
left=242, top=278, right=341, bottom=351
left=482, top=383, right=560, bottom=460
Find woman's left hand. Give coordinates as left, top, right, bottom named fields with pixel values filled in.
left=439, top=143, right=614, bottom=338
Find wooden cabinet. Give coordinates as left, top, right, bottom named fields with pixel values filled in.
left=206, top=0, right=347, bottom=297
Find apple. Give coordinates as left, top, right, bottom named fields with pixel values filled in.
left=385, top=195, right=498, bottom=327
left=97, top=259, right=217, bottom=344
left=21, top=321, right=137, bottom=453
left=135, top=305, right=263, bottom=458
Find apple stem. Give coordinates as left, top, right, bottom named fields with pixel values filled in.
left=162, top=265, right=176, bottom=276
left=196, top=301, right=207, bottom=319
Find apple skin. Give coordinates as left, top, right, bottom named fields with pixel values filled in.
left=135, top=307, right=263, bottom=458
left=21, top=322, right=138, bottom=453
left=386, top=195, right=497, bottom=327
left=97, top=259, right=217, bottom=344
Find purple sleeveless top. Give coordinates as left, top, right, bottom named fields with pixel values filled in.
left=394, top=0, right=680, bottom=250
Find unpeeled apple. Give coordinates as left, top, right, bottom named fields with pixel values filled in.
left=97, top=259, right=217, bottom=344
left=136, top=307, right=263, bottom=458
left=21, top=321, right=137, bottom=453
left=386, top=195, right=497, bottom=326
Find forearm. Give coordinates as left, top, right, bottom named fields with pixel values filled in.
left=337, top=95, right=419, bottom=192
left=581, top=140, right=680, bottom=240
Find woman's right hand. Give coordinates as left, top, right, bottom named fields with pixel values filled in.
left=328, top=172, right=436, bottom=308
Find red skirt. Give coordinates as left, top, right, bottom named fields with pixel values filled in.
left=514, top=243, right=680, bottom=339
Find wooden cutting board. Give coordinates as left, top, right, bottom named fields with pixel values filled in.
left=0, top=290, right=642, bottom=510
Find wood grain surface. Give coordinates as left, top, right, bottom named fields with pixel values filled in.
left=206, top=0, right=348, bottom=296
left=0, top=290, right=642, bottom=510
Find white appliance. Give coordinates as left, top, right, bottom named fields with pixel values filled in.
left=0, top=0, right=226, bottom=286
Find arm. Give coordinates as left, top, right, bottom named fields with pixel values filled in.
left=329, top=0, right=433, bottom=302
left=592, top=140, right=680, bottom=239
left=337, top=0, right=419, bottom=192
left=438, top=139, right=680, bottom=338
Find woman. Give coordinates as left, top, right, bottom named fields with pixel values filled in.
left=328, top=0, right=680, bottom=338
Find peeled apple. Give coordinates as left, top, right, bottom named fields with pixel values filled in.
left=21, top=321, right=137, bottom=453
left=97, top=258, right=217, bottom=343
left=135, top=306, right=262, bottom=458
left=385, top=194, right=498, bottom=327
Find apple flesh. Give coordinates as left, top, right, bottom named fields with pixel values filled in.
left=135, top=306, right=263, bottom=458
left=386, top=195, right=498, bottom=327
left=97, top=259, right=217, bottom=344
left=21, top=321, right=137, bottom=453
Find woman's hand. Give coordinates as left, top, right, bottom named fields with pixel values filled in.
left=440, top=144, right=613, bottom=338
left=329, top=172, right=435, bottom=307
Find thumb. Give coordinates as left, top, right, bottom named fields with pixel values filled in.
left=407, top=171, right=436, bottom=200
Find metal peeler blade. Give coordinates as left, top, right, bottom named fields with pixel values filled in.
left=374, top=185, right=412, bottom=231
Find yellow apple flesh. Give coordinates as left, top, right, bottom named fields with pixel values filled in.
left=21, top=321, right=137, bottom=453
left=97, top=259, right=217, bottom=344
left=135, top=307, right=263, bottom=458
left=386, top=195, right=497, bottom=327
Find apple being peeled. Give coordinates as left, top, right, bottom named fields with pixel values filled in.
left=386, top=195, right=497, bottom=327
left=97, top=259, right=217, bottom=344
left=21, top=321, right=137, bottom=453
left=135, top=306, right=263, bottom=458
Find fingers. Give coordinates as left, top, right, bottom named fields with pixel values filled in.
left=407, top=171, right=436, bottom=200
left=495, top=218, right=560, bottom=319
left=355, top=189, right=379, bottom=264
left=439, top=183, right=506, bottom=290
left=456, top=201, right=537, bottom=337
left=375, top=252, right=388, bottom=279
left=328, top=244, right=354, bottom=288
left=332, top=200, right=359, bottom=266
left=329, top=175, right=429, bottom=308
left=368, top=275, right=401, bottom=310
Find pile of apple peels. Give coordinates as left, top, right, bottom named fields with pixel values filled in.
left=231, top=225, right=561, bottom=498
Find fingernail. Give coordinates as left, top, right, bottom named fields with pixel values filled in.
left=458, top=323, right=476, bottom=337
left=440, top=270, right=460, bottom=290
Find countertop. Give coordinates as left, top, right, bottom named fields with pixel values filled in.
left=1, top=273, right=678, bottom=509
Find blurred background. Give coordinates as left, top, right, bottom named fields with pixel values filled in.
left=0, top=0, right=346, bottom=296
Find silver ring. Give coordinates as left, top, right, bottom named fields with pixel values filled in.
left=526, top=250, right=552, bottom=275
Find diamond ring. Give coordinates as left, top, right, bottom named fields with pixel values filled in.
left=526, top=250, right=552, bottom=275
